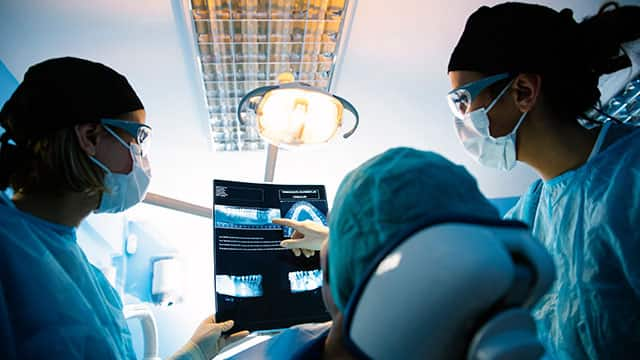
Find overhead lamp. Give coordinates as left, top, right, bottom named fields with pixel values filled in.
left=238, top=72, right=358, bottom=181
left=238, top=73, right=358, bottom=147
left=186, top=0, right=356, bottom=152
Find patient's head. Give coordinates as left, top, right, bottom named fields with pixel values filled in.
left=323, top=147, right=500, bottom=313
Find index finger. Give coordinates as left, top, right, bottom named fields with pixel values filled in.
left=271, top=218, right=301, bottom=229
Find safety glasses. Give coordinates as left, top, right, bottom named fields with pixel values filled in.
left=447, top=73, right=511, bottom=120
left=100, top=118, right=152, bottom=155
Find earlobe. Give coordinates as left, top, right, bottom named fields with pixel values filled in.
left=75, top=124, right=99, bottom=156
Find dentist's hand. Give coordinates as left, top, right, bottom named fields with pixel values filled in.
left=272, top=218, right=329, bottom=258
left=170, top=316, right=249, bottom=360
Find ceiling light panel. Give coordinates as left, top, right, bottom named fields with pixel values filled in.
left=187, top=0, right=352, bottom=152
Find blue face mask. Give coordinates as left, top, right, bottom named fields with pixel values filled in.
left=90, top=126, right=152, bottom=213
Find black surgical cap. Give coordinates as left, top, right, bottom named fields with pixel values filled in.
left=448, top=2, right=586, bottom=76
left=0, top=57, right=144, bottom=145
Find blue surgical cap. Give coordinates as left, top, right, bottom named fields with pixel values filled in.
left=328, top=147, right=500, bottom=311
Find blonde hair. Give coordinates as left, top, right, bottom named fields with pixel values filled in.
left=5, top=117, right=105, bottom=196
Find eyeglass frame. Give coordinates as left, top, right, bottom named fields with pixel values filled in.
left=100, top=118, right=151, bottom=155
left=447, top=73, right=511, bottom=120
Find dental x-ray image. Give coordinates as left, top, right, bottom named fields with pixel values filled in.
left=214, top=205, right=281, bottom=230
left=213, top=180, right=331, bottom=331
left=215, top=274, right=264, bottom=298
left=288, top=270, right=323, bottom=293
left=281, top=201, right=328, bottom=238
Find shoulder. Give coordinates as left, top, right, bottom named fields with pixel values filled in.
left=0, top=204, right=38, bottom=254
left=90, top=264, right=123, bottom=308
left=503, top=180, right=543, bottom=226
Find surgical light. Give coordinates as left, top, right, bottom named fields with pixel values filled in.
left=185, top=0, right=356, bottom=152
left=237, top=79, right=358, bottom=147
left=237, top=73, right=358, bottom=181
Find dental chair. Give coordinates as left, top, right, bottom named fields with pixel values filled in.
left=123, top=303, right=161, bottom=360
left=342, top=218, right=555, bottom=360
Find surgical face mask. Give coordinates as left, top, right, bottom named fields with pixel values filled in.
left=454, top=80, right=527, bottom=171
left=90, top=126, right=151, bottom=213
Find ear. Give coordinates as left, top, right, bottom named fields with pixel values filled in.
left=511, top=73, right=542, bottom=113
left=75, top=123, right=101, bottom=156
left=321, top=240, right=340, bottom=318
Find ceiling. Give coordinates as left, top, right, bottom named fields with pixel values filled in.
left=1, top=0, right=637, bottom=207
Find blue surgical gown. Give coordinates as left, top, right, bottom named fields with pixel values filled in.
left=229, top=322, right=330, bottom=360
left=0, top=195, right=136, bottom=359
left=506, top=123, right=640, bottom=359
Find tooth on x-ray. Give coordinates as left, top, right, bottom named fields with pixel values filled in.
left=288, top=270, right=323, bottom=293
left=216, top=274, right=264, bottom=297
left=214, top=205, right=281, bottom=229
left=282, top=201, right=328, bottom=238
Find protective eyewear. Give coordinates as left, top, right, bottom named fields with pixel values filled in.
left=101, top=118, right=151, bottom=155
left=447, top=73, right=511, bottom=120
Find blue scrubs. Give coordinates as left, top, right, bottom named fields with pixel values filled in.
left=229, top=322, right=330, bottom=360
left=0, top=195, right=135, bottom=359
left=506, top=123, right=640, bottom=359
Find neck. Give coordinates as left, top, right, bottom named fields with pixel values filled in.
left=323, top=313, right=354, bottom=360
left=518, top=114, right=601, bottom=180
left=12, top=190, right=99, bottom=227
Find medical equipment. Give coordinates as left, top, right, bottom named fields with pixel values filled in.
left=184, top=0, right=357, bottom=152
left=123, top=303, right=161, bottom=360
left=213, top=179, right=331, bottom=331
left=237, top=73, right=359, bottom=181
left=90, top=126, right=151, bottom=214
left=454, top=78, right=528, bottom=171
left=343, top=219, right=555, bottom=360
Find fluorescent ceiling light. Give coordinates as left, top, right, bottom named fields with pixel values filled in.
left=186, top=0, right=354, bottom=152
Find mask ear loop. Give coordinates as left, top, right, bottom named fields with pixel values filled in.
left=90, top=125, right=140, bottom=176
left=103, top=124, right=147, bottom=160
left=103, top=125, right=132, bottom=150
left=485, top=79, right=527, bottom=140
left=88, top=154, right=112, bottom=175
left=486, top=79, right=515, bottom=113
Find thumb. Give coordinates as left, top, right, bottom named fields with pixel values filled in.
left=217, top=320, right=235, bottom=332
left=280, top=239, right=305, bottom=249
